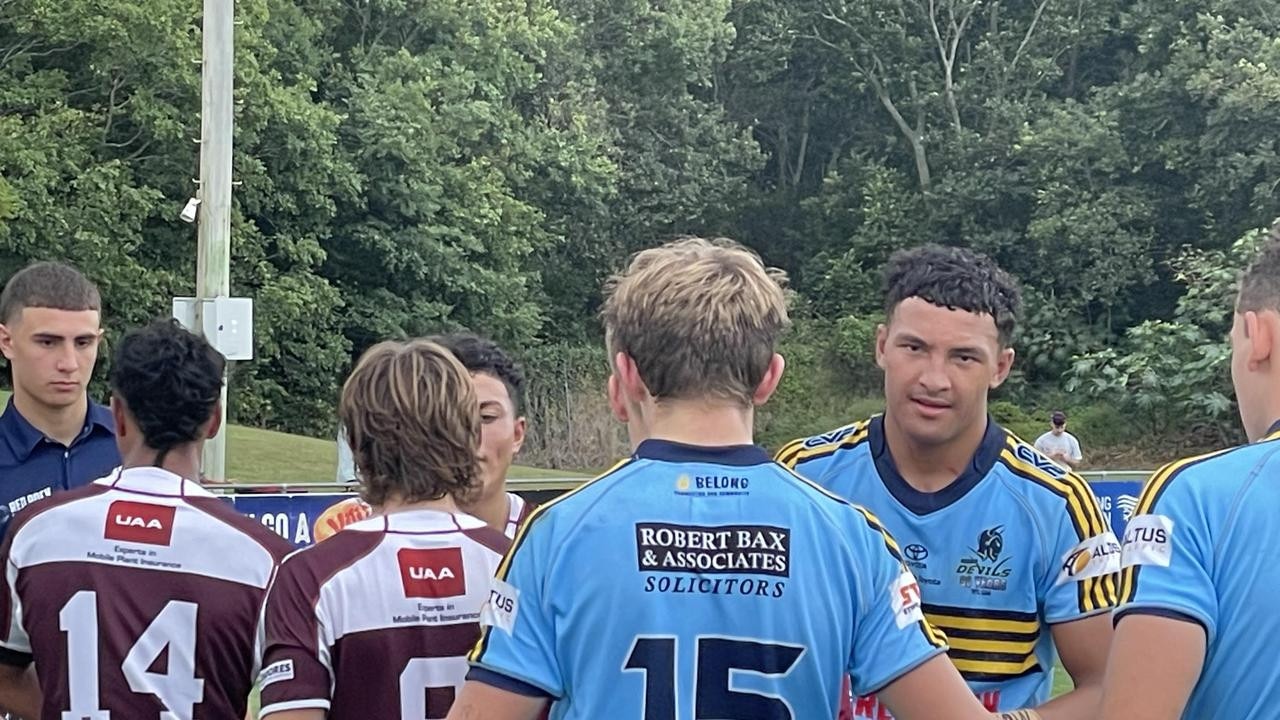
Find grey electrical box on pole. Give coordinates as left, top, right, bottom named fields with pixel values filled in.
left=195, top=0, right=235, bottom=482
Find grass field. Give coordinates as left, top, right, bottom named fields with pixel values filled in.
left=221, top=423, right=582, bottom=483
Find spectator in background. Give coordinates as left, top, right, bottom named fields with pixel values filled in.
left=335, top=425, right=356, bottom=483
left=1034, top=410, right=1084, bottom=470
left=0, top=262, right=119, bottom=538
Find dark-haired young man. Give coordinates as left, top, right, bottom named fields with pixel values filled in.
left=327, top=333, right=532, bottom=540
left=778, top=245, right=1117, bottom=720
left=0, top=262, right=119, bottom=538
left=431, top=333, right=531, bottom=538
left=0, top=319, right=292, bottom=717
left=1100, top=235, right=1280, bottom=719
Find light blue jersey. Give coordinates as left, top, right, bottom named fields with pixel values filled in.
left=777, top=416, right=1119, bottom=716
left=1117, top=422, right=1280, bottom=719
left=468, top=440, right=947, bottom=719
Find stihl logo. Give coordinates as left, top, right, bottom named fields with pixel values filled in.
left=104, top=501, right=176, bottom=546
left=398, top=547, right=466, bottom=598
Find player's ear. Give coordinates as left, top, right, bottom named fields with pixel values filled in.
left=1247, top=310, right=1276, bottom=368
left=874, top=324, right=889, bottom=369
left=607, top=373, right=629, bottom=423
left=752, top=353, right=786, bottom=406
left=991, top=347, right=1015, bottom=389
left=0, top=322, right=15, bottom=361
left=205, top=400, right=223, bottom=439
left=511, top=415, right=526, bottom=454
left=110, top=394, right=127, bottom=439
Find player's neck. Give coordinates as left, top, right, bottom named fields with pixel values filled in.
left=121, top=445, right=202, bottom=484
left=461, top=489, right=510, bottom=534
left=641, top=399, right=755, bottom=447
left=380, top=493, right=462, bottom=516
left=13, top=387, right=87, bottom=447
left=883, top=413, right=987, bottom=493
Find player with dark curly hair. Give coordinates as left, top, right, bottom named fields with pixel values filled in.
left=0, top=318, right=292, bottom=717
left=778, top=245, right=1117, bottom=720
left=430, top=333, right=532, bottom=538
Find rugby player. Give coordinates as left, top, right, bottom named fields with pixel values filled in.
left=1100, top=234, right=1280, bottom=719
left=0, top=318, right=292, bottom=717
left=448, top=237, right=998, bottom=720
left=778, top=245, right=1118, bottom=720
left=258, top=339, right=508, bottom=719
left=432, top=333, right=533, bottom=538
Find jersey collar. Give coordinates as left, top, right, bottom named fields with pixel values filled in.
left=634, top=439, right=771, bottom=466
left=868, top=414, right=1006, bottom=515
left=0, top=396, right=115, bottom=460
left=97, top=466, right=215, bottom=498
left=1265, top=418, right=1280, bottom=441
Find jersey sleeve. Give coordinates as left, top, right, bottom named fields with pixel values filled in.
left=1041, top=478, right=1120, bottom=623
left=0, top=532, right=30, bottom=667
left=1115, top=465, right=1217, bottom=642
left=258, top=552, right=334, bottom=716
left=1069, top=436, right=1083, bottom=462
left=846, top=507, right=948, bottom=696
left=467, top=517, right=562, bottom=699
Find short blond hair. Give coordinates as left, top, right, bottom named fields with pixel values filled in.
left=601, top=237, right=789, bottom=405
left=339, top=339, right=480, bottom=506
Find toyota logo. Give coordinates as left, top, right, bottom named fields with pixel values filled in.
left=904, top=544, right=929, bottom=561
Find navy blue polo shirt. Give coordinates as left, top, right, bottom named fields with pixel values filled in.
left=0, top=397, right=120, bottom=537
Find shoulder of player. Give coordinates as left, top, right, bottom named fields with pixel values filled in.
left=183, top=496, right=295, bottom=560
left=842, top=502, right=911, bottom=565
left=4, top=482, right=112, bottom=549
left=1133, top=442, right=1272, bottom=515
left=274, top=527, right=386, bottom=593
left=460, top=522, right=512, bottom=557
left=511, top=456, right=642, bottom=535
left=773, top=416, right=875, bottom=469
left=992, top=431, right=1108, bottom=531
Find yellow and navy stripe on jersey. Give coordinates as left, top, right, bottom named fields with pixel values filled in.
left=778, top=414, right=1119, bottom=712
left=1112, top=422, right=1280, bottom=718
left=997, top=435, right=1118, bottom=613
left=1117, top=448, right=1230, bottom=604
left=774, top=419, right=871, bottom=468
left=855, top=506, right=949, bottom=649
left=922, top=603, right=1041, bottom=682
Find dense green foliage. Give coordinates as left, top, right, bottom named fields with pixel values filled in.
left=1, top=0, right=1275, bottom=450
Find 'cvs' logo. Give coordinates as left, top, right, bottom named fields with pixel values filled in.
left=398, top=547, right=466, bottom=598
left=104, top=501, right=176, bottom=546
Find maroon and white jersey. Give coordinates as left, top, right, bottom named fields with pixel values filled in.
left=0, top=467, right=292, bottom=719
left=258, top=509, right=509, bottom=719
left=503, top=492, right=535, bottom=540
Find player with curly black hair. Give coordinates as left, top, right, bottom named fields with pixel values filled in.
left=778, top=245, right=1117, bottom=720
left=430, top=333, right=531, bottom=538
left=0, top=318, right=292, bottom=718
